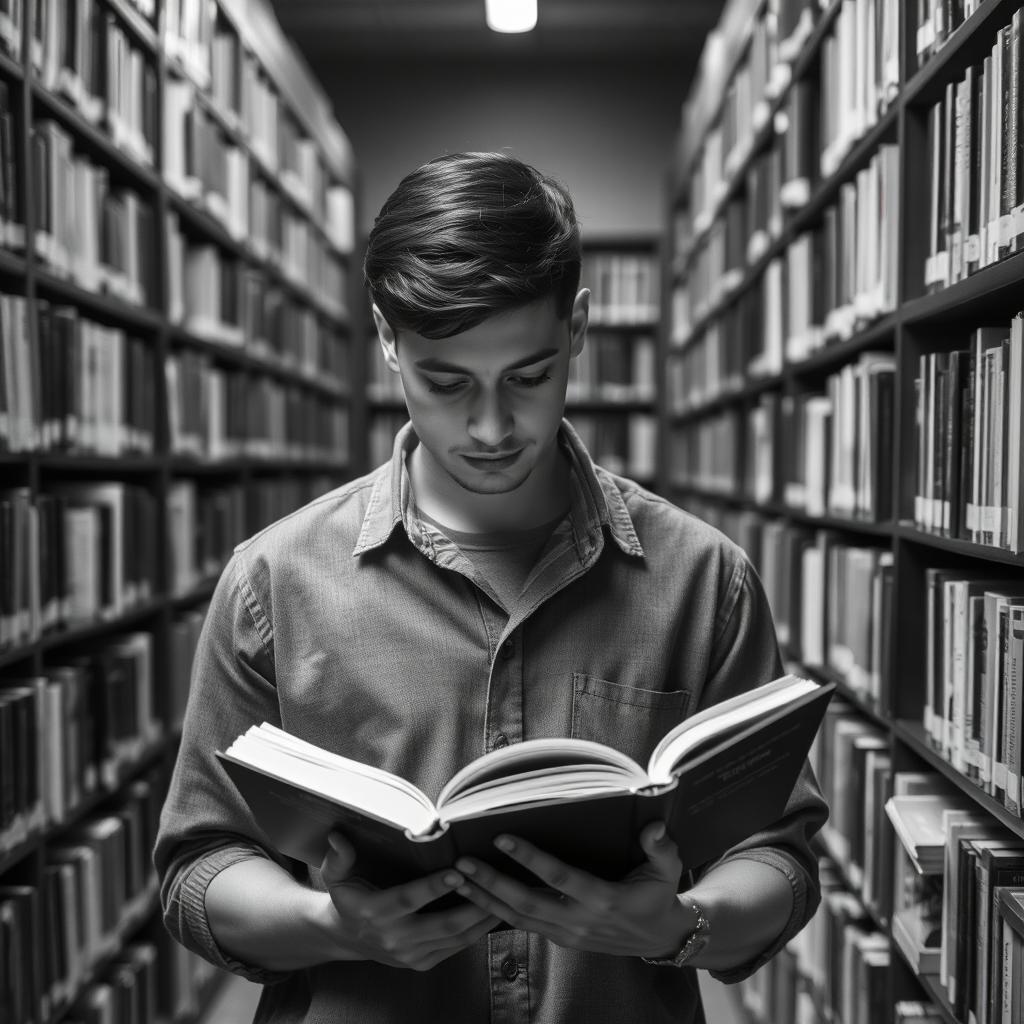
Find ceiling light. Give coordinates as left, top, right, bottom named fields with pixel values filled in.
left=486, top=0, right=537, bottom=33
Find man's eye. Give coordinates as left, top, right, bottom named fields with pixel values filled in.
left=511, top=373, right=551, bottom=388
left=426, top=379, right=467, bottom=393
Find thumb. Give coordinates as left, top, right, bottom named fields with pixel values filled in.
left=640, top=822, right=681, bottom=880
left=320, top=830, right=358, bottom=886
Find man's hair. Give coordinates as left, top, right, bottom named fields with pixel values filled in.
left=364, top=152, right=581, bottom=340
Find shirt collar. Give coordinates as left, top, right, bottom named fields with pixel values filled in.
left=351, top=420, right=645, bottom=560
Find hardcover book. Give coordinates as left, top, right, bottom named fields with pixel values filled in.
left=217, top=675, right=833, bottom=886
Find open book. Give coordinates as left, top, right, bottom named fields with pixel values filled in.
left=217, top=675, right=833, bottom=886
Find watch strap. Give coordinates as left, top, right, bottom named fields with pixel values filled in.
left=641, top=894, right=711, bottom=967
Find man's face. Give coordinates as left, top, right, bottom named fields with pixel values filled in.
left=375, top=292, right=588, bottom=497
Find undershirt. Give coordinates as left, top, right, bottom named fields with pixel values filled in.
left=416, top=507, right=567, bottom=611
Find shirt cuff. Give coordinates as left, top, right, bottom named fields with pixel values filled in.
left=704, top=848, right=815, bottom=985
left=170, top=844, right=294, bottom=985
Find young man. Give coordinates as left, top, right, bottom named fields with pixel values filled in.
left=155, top=152, right=827, bottom=1023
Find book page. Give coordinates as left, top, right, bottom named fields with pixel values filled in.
left=436, top=737, right=646, bottom=809
left=225, top=725, right=438, bottom=835
left=646, top=675, right=818, bottom=784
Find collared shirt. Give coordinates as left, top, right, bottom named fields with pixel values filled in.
left=155, top=420, right=827, bottom=1024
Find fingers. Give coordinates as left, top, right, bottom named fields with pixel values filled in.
left=635, top=822, right=683, bottom=884
left=330, top=867, right=468, bottom=923
left=320, top=831, right=359, bottom=885
left=483, top=835, right=612, bottom=904
left=396, top=901, right=498, bottom=945
left=454, top=855, right=570, bottom=932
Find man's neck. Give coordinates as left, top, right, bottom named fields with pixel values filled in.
left=408, top=442, right=572, bottom=534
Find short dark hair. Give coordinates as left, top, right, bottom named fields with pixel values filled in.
left=364, top=152, right=581, bottom=340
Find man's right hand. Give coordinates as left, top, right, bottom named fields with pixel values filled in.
left=320, top=831, right=501, bottom=971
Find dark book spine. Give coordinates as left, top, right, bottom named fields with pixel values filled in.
left=1002, top=25, right=1017, bottom=257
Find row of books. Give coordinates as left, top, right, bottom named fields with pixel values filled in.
left=1, top=297, right=158, bottom=456
left=167, top=354, right=350, bottom=463
left=0, top=638, right=163, bottom=851
left=167, top=215, right=348, bottom=342
left=0, top=771, right=163, bottom=1024
left=681, top=510, right=892, bottom=709
left=765, top=528, right=892, bottom=705
left=168, top=83, right=354, bottom=268
left=669, top=356, right=896, bottom=523
left=1, top=473, right=335, bottom=655
left=166, top=475, right=338, bottom=597
left=0, top=485, right=158, bottom=652
left=915, top=0, right=989, bottom=69
left=579, top=252, right=659, bottom=325
left=684, top=0, right=898, bottom=247
left=33, top=119, right=157, bottom=308
left=885, top=783, right=1024, bottom=1024
left=811, top=700, right=893, bottom=925
left=676, top=143, right=899, bottom=356
left=242, top=275, right=350, bottom=382
left=741, top=857, right=890, bottom=1024
left=923, top=11, right=1024, bottom=292
left=816, top=0, right=899, bottom=178
left=164, top=3, right=355, bottom=248
left=0, top=81, right=23, bottom=251
left=164, top=77, right=249, bottom=239
left=34, top=0, right=158, bottom=168
left=924, top=569, right=1024, bottom=818
left=912, top=319, right=1024, bottom=555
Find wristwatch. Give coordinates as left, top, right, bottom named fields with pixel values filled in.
left=641, top=894, right=711, bottom=967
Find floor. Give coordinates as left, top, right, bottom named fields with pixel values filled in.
left=199, top=971, right=747, bottom=1023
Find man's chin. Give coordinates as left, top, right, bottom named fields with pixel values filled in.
left=448, top=464, right=530, bottom=496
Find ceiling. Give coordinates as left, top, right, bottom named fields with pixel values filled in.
left=269, top=0, right=725, bottom=62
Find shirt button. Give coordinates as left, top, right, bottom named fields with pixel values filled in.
left=501, top=956, right=519, bottom=981
left=501, top=638, right=515, bottom=660
left=493, top=733, right=509, bottom=749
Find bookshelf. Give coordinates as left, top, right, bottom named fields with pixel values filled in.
left=362, top=236, right=663, bottom=491
left=0, top=1, right=357, bottom=1022
left=668, top=2, right=1024, bottom=1023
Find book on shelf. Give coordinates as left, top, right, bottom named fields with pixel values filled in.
left=914, top=319, right=1024, bottom=552
left=922, top=569, right=1024, bottom=808
left=0, top=79, right=23, bottom=251
left=923, top=14, right=1024, bottom=292
left=217, top=675, right=833, bottom=886
left=30, top=118, right=157, bottom=306
left=994, top=887, right=1024, bottom=1024
left=582, top=251, right=659, bottom=326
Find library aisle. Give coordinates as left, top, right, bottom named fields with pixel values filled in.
left=7, top=1, right=1024, bottom=1024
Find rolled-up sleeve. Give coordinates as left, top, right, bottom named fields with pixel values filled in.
left=154, top=552, right=293, bottom=984
left=694, top=553, right=829, bottom=984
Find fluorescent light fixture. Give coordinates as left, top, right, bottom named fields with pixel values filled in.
left=486, top=0, right=537, bottom=33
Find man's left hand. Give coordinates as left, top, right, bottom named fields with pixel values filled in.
left=453, top=821, right=694, bottom=958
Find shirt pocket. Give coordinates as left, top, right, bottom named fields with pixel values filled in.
left=570, top=673, right=691, bottom=770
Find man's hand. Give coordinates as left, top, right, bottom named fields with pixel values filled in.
left=452, top=821, right=693, bottom=958
left=320, top=831, right=501, bottom=971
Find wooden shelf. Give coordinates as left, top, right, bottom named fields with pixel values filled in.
left=31, top=83, right=160, bottom=192
left=892, top=720, right=1024, bottom=843
left=900, top=250, right=1024, bottom=325
left=901, top=0, right=1021, bottom=109
left=894, top=525, right=1024, bottom=566
left=34, top=270, right=164, bottom=330
left=0, top=49, right=24, bottom=81
left=108, top=0, right=160, bottom=52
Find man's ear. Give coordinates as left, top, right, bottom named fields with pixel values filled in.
left=372, top=304, right=400, bottom=373
left=569, top=288, right=590, bottom=359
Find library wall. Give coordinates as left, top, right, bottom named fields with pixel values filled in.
left=319, top=57, right=686, bottom=238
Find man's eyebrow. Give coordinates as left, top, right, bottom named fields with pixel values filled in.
left=413, top=348, right=560, bottom=373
